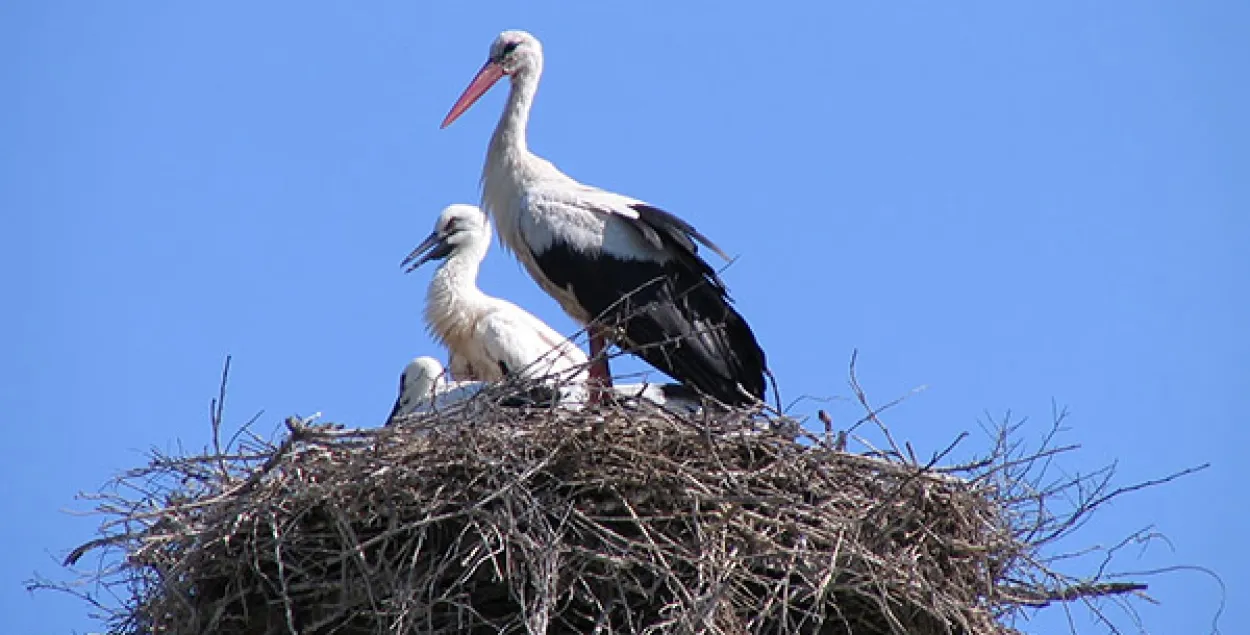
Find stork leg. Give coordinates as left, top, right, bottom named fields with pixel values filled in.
left=587, top=327, right=613, bottom=406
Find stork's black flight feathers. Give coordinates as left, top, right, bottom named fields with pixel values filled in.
left=532, top=203, right=768, bottom=405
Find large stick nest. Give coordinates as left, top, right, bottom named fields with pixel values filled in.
left=60, top=377, right=1174, bottom=635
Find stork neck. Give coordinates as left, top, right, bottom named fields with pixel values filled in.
left=425, top=248, right=489, bottom=347
left=432, top=246, right=487, bottom=293
left=490, top=69, right=539, bottom=157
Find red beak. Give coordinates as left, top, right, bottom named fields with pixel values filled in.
left=441, top=59, right=506, bottom=129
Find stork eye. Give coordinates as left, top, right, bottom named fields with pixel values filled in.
left=501, top=41, right=520, bottom=56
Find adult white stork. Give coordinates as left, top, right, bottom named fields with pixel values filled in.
left=402, top=204, right=589, bottom=387
left=440, top=30, right=769, bottom=406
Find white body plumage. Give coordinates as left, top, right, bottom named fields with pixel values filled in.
left=405, top=204, right=589, bottom=386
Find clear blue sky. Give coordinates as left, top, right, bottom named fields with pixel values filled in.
left=2, top=2, right=1245, bottom=633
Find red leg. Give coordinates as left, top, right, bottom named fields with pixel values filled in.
left=587, top=328, right=613, bottom=405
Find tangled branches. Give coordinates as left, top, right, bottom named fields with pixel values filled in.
left=53, top=373, right=1199, bottom=634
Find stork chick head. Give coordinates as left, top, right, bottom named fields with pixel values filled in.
left=441, top=30, right=542, bottom=128
left=401, top=356, right=448, bottom=398
left=388, top=355, right=449, bottom=424
left=401, top=204, right=490, bottom=272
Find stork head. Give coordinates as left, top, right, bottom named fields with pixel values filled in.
left=401, top=356, right=448, bottom=398
left=389, top=355, right=448, bottom=423
left=441, top=30, right=542, bottom=129
left=401, top=204, right=490, bottom=272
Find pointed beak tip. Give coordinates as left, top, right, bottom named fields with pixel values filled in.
left=402, top=231, right=452, bottom=272
left=440, top=60, right=504, bottom=130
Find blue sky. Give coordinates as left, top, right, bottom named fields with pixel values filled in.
left=2, top=2, right=1246, bottom=633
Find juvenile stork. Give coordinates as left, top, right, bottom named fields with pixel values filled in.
left=386, top=356, right=704, bottom=423
left=440, top=30, right=768, bottom=406
left=385, top=356, right=484, bottom=424
left=402, top=204, right=589, bottom=388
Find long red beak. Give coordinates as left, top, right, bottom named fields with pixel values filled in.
left=441, top=60, right=506, bottom=129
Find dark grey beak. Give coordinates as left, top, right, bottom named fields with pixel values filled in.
left=401, top=230, right=454, bottom=273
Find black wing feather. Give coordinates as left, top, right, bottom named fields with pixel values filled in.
left=632, top=203, right=730, bottom=261
left=532, top=203, right=767, bottom=405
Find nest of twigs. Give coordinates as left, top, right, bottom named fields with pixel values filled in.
left=59, top=374, right=1176, bottom=635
